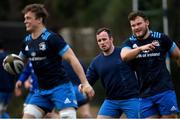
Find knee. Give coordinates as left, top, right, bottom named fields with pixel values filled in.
left=59, top=107, right=76, bottom=119
left=23, top=104, right=45, bottom=119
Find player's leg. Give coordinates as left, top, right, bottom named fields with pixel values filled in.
left=59, top=107, right=76, bottom=118
left=155, top=90, right=179, bottom=118
left=23, top=91, right=44, bottom=118
left=23, top=91, right=53, bottom=118
left=44, top=109, right=59, bottom=119
left=51, top=82, right=78, bottom=118
left=97, top=99, right=123, bottom=119
left=23, top=104, right=45, bottom=119
left=161, top=114, right=177, bottom=118
left=74, top=85, right=92, bottom=118
left=78, top=103, right=92, bottom=118
left=0, top=92, right=12, bottom=118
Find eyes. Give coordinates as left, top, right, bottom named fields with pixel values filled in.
left=97, top=38, right=108, bottom=43
left=131, top=22, right=143, bottom=28
left=24, top=16, right=31, bottom=20
left=24, top=13, right=36, bottom=21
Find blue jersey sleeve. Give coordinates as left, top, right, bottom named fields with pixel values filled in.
left=48, top=34, right=69, bottom=56
left=86, top=60, right=99, bottom=86
left=18, top=62, right=32, bottom=83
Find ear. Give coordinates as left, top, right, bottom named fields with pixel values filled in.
left=110, top=37, right=113, bottom=41
left=37, top=17, right=43, bottom=23
left=146, top=20, right=149, bottom=26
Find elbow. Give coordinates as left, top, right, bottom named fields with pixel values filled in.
left=121, top=54, right=129, bottom=61
left=121, top=56, right=127, bottom=61
left=120, top=50, right=131, bottom=61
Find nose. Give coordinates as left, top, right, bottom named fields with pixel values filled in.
left=24, top=19, right=26, bottom=24
left=24, top=18, right=28, bottom=24
left=134, top=25, right=139, bottom=30
left=99, top=40, right=105, bottom=45
left=24, top=17, right=28, bottom=23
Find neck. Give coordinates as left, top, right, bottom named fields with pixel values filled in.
left=31, top=25, right=46, bottom=39
left=138, top=29, right=150, bottom=40
left=143, top=29, right=150, bottom=39
left=103, top=45, right=115, bottom=56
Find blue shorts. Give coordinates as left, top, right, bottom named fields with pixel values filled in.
left=0, top=92, right=12, bottom=111
left=98, top=98, right=140, bottom=118
left=24, top=91, right=34, bottom=105
left=73, top=85, right=88, bottom=107
left=28, top=82, right=77, bottom=112
left=140, top=90, right=179, bottom=118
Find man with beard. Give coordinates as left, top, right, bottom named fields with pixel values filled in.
left=121, top=11, right=180, bottom=118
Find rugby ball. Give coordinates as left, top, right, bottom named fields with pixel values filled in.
left=3, top=54, right=24, bottom=75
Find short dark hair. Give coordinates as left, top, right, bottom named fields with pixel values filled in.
left=128, top=11, right=148, bottom=21
left=96, top=27, right=112, bottom=38
left=22, top=4, right=49, bottom=24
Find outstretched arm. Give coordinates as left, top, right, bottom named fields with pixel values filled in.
left=121, top=42, right=156, bottom=61
left=62, top=48, right=95, bottom=99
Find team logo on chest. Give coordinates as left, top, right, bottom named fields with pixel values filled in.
left=39, top=42, right=46, bottom=51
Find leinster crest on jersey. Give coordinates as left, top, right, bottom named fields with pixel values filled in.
left=39, top=42, right=46, bottom=51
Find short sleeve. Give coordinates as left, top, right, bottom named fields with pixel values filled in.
left=48, top=34, right=69, bottom=56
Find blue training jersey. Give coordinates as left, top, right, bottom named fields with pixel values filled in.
left=18, top=61, right=38, bottom=92
left=20, top=28, right=70, bottom=89
left=62, top=60, right=87, bottom=85
left=86, top=47, right=139, bottom=100
left=0, top=51, right=15, bottom=92
left=122, top=31, right=176, bottom=97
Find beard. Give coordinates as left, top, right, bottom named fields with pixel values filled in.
left=135, top=28, right=148, bottom=39
left=101, top=45, right=113, bottom=54
left=103, top=48, right=110, bottom=53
